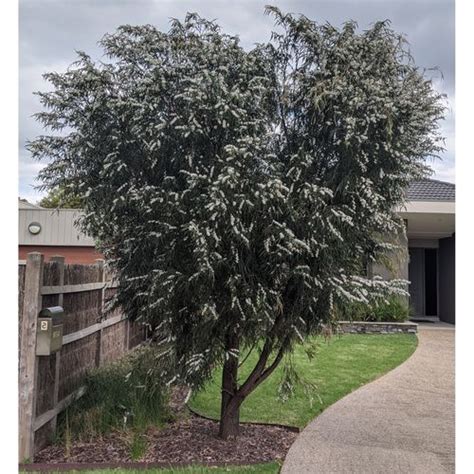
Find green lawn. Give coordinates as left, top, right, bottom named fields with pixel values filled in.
left=24, top=463, right=280, bottom=473
left=190, top=334, right=417, bottom=428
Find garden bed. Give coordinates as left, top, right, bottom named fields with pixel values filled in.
left=31, top=414, right=297, bottom=467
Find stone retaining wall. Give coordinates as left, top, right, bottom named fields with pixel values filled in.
left=337, top=321, right=418, bottom=334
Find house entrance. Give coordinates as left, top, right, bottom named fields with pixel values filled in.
left=408, top=247, right=438, bottom=317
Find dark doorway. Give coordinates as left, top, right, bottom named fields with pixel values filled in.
left=425, top=248, right=438, bottom=316
left=408, top=248, right=425, bottom=316
left=408, top=246, right=439, bottom=317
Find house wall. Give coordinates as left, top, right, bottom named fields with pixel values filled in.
left=438, top=234, right=455, bottom=324
left=19, top=208, right=94, bottom=246
left=19, top=207, right=102, bottom=264
left=408, top=238, right=439, bottom=248
left=19, top=245, right=103, bottom=264
left=371, top=230, right=409, bottom=282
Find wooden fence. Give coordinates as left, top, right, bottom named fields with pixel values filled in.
left=18, top=252, right=147, bottom=462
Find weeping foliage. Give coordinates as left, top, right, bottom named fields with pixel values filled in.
left=29, top=9, right=445, bottom=397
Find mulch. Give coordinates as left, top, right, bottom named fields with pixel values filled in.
left=34, top=415, right=298, bottom=465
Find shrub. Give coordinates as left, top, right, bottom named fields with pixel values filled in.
left=57, top=344, right=171, bottom=443
left=338, top=296, right=409, bottom=323
left=369, top=297, right=410, bottom=322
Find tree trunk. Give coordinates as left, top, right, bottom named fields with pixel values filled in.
left=219, top=397, right=240, bottom=439
left=218, top=332, right=240, bottom=439
left=217, top=330, right=287, bottom=440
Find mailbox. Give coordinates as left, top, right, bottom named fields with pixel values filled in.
left=36, top=306, right=64, bottom=356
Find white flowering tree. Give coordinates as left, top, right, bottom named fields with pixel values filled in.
left=29, top=9, right=445, bottom=439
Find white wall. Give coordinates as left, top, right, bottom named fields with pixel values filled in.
left=19, top=208, right=95, bottom=246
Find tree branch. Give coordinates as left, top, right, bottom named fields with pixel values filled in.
left=238, top=340, right=257, bottom=368
left=233, top=309, right=288, bottom=402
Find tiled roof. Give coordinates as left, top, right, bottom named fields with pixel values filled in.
left=18, top=199, right=42, bottom=209
left=406, top=179, right=455, bottom=202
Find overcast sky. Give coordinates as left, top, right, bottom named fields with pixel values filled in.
left=19, top=0, right=455, bottom=203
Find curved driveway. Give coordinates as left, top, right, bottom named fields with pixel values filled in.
left=282, top=324, right=455, bottom=473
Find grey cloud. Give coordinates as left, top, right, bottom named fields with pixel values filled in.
left=19, top=0, right=455, bottom=201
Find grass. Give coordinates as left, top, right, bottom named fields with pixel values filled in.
left=23, top=462, right=281, bottom=473
left=129, top=431, right=148, bottom=461
left=190, top=334, right=418, bottom=428
left=57, top=345, right=170, bottom=444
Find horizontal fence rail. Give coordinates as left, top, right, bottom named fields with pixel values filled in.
left=41, top=280, right=119, bottom=295
left=62, top=314, right=127, bottom=345
left=33, top=385, right=87, bottom=432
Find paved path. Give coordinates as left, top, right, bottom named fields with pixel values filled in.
left=282, top=324, right=455, bottom=473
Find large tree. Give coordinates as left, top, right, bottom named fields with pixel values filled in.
left=29, top=9, right=445, bottom=439
left=38, top=186, right=83, bottom=208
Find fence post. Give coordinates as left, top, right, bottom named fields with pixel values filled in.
left=95, top=259, right=105, bottom=367
left=19, top=252, right=44, bottom=462
left=49, top=255, right=65, bottom=435
left=127, top=319, right=131, bottom=350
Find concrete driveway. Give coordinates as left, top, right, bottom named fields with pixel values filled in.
left=282, top=324, right=455, bottom=473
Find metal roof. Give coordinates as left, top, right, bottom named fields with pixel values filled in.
left=406, top=179, right=455, bottom=202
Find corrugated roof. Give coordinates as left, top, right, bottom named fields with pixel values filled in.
left=406, top=179, right=455, bottom=202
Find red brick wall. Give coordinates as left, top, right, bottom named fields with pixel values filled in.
left=19, top=245, right=103, bottom=264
